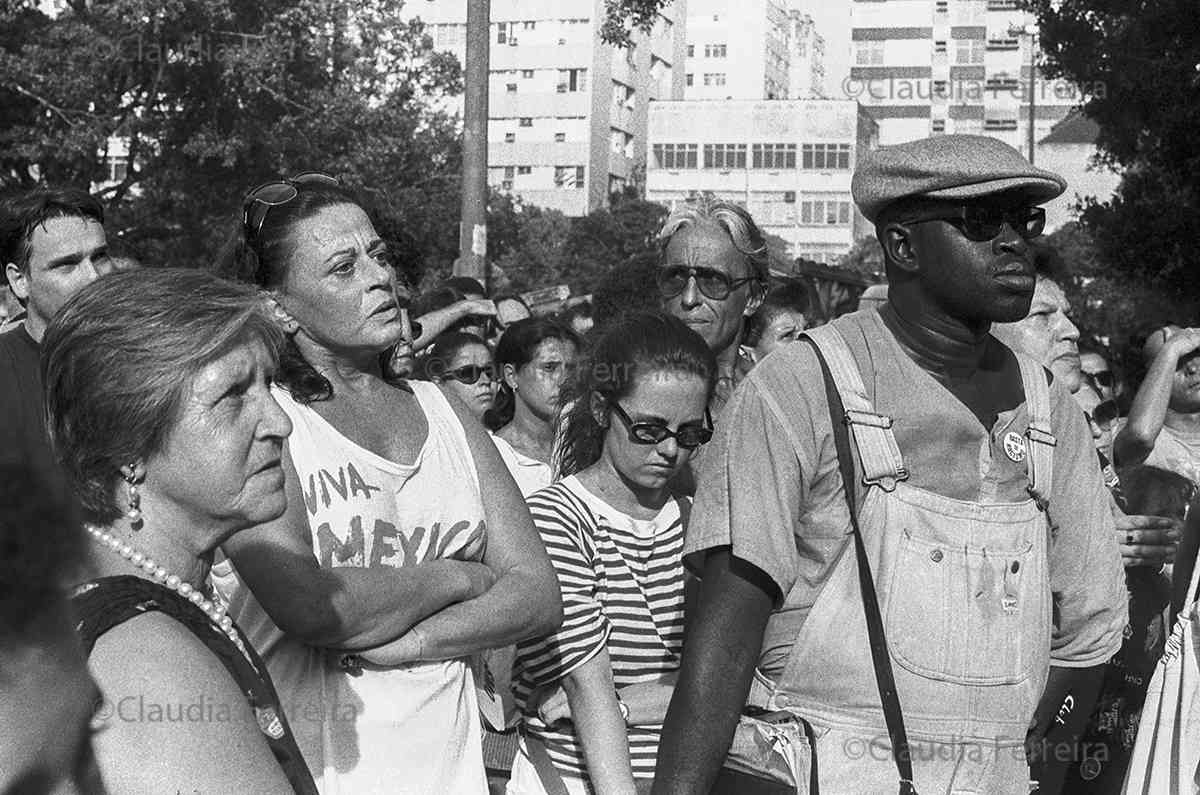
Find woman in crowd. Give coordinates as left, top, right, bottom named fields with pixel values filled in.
left=740, top=280, right=812, bottom=365
left=423, top=330, right=497, bottom=425
left=41, top=269, right=316, bottom=794
left=214, top=173, right=561, bottom=793
left=485, top=317, right=581, bottom=497
left=508, top=311, right=716, bottom=795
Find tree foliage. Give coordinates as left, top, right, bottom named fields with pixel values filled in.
left=599, top=0, right=673, bottom=48
left=0, top=0, right=465, bottom=282
left=1026, top=0, right=1200, bottom=301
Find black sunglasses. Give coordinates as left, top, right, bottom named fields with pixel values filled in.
left=1084, top=370, right=1115, bottom=389
left=242, top=172, right=342, bottom=242
left=657, top=266, right=759, bottom=301
left=901, top=205, right=1046, bottom=242
left=442, top=364, right=496, bottom=385
left=609, top=402, right=713, bottom=449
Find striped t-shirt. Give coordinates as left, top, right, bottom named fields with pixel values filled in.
left=513, top=476, right=687, bottom=781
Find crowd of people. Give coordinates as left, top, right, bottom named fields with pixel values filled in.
left=1, top=132, right=1199, bottom=795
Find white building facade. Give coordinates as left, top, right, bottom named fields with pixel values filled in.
left=682, top=0, right=791, bottom=100
left=646, top=99, right=878, bottom=262
left=849, top=0, right=1077, bottom=154
left=417, top=0, right=687, bottom=216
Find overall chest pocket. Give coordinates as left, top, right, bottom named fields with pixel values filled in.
left=886, top=526, right=1047, bottom=686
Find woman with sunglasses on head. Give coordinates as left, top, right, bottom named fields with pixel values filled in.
left=422, top=331, right=497, bottom=424
left=485, top=317, right=582, bottom=497
left=505, top=311, right=716, bottom=795
left=213, top=173, right=561, bottom=794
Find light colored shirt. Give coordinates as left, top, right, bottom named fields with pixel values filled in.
left=213, top=380, right=488, bottom=795
left=491, top=433, right=553, bottom=497
left=685, top=309, right=1127, bottom=677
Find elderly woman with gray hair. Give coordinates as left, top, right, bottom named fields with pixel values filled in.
left=41, top=268, right=317, bottom=794
left=656, top=197, right=769, bottom=416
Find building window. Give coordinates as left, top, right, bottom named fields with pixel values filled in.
left=523, top=20, right=536, bottom=30
left=506, top=82, right=517, bottom=93
left=557, top=68, right=587, bottom=92
left=521, top=69, right=534, bottom=78
left=503, top=166, right=515, bottom=179
left=853, top=40, right=885, bottom=66
left=752, top=143, right=797, bottom=169
left=932, top=119, right=946, bottom=133
left=517, top=166, right=532, bottom=175
left=800, top=198, right=852, bottom=226
left=496, top=22, right=507, bottom=44
left=687, top=44, right=695, bottom=57
left=653, top=143, right=699, bottom=169
left=955, top=39, right=985, bottom=64
left=935, top=0, right=948, bottom=12
left=518, top=117, right=533, bottom=127
left=555, top=132, right=566, bottom=142
left=801, top=143, right=851, bottom=170
left=704, top=43, right=727, bottom=58
left=504, top=132, right=516, bottom=142
left=106, top=154, right=128, bottom=183
left=986, top=37, right=1020, bottom=51
left=703, top=143, right=747, bottom=169
left=554, top=165, right=586, bottom=188
left=431, top=24, right=465, bottom=49
left=685, top=73, right=693, bottom=86
left=934, top=40, right=947, bottom=54
left=702, top=73, right=727, bottom=86
left=501, top=180, right=513, bottom=190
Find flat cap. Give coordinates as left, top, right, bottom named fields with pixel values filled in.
left=852, top=134, right=1067, bottom=223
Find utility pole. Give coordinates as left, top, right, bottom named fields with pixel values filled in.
left=457, top=0, right=489, bottom=284
left=1009, top=23, right=1038, bottom=164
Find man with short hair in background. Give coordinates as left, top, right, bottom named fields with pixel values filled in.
left=0, top=187, right=117, bottom=475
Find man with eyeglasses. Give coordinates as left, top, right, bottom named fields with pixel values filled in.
left=655, top=199, right=767, bottom=416
left=1080, top=348, right=1117, bottom=404
left=655, top=135, right=1127, bottom=795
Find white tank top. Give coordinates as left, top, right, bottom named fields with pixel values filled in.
left=212, top=380, right=488, bottom=795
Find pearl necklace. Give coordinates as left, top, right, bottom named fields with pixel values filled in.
left=86, top=526, right=251, bottom=665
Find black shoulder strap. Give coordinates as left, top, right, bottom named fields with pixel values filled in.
left=809, top=341, right=918, bottom=795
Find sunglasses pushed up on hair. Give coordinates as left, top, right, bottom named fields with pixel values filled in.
left=241, top=172, right=342, bottom=242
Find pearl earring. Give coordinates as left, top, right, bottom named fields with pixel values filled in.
left=124, top=466, right=143, bottom=530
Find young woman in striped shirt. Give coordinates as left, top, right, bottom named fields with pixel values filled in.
left=509, top=311, right=717, bottom=795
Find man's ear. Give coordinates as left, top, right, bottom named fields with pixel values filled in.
left=5, top=262, right=29, bottom=303
left=742, top=280, right=767, bottom=318
left=261, top=291, right=299, bottom=333
left=503, top=362, right=519, bottom=391
left=881, top=224, right=919, bottom=276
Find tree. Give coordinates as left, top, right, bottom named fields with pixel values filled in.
left=599, top=0, right=675, bottom=48
left=837, top=235, right=885, bottom=283
left=0, top=0, right=465, bottom=282
left=1026, top=0, right=1200, bottom=301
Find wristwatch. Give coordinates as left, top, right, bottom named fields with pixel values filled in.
left=615, top=692, right=631, bottom=726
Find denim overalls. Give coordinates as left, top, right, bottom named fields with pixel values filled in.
left=749, top=323, right=1055, bottom=795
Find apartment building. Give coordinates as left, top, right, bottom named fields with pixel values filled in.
left=787, top=11, right=827, bottom=100
left=418, top=0, right=686, bottom=216
left=646, top=99, right=878, bottom=261
left=849, top=0, right=1076, bottom=154
left=683, top=0, right=791, bottom=100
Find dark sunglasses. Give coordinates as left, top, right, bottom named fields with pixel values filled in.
left=242, top=172, right=342, bottom=242
left=609, top=402, right=713, bottom=449
left=1084, top=370, right=1115, bottom=389
left=657, top=266, right=759, bottom=301
left=901, top=205, right=1046, bottom=242
left=442, top=364, right=495, bottom=385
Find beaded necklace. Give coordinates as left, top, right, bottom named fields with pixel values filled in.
left=85, top=525, right=253, bottom=668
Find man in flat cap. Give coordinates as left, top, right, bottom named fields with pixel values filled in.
left=654, top=135, right=1127, bottom=794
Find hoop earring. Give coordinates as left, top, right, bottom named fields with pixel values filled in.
left=124, top=467, right=144, bottom=531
